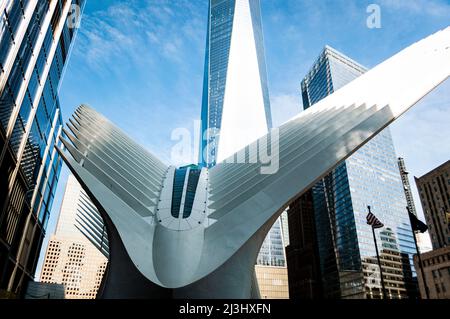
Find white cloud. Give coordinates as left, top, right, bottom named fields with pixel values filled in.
left=270, top=93, right=303, bottom=127
left=391, top=79, right=450, bottom=177
left=75, top=0, right=205, bottom=71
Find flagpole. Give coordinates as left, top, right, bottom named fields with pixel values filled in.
left=368, top=206, right=388, bottom=299
left=407, top=207, right=430, bottom=299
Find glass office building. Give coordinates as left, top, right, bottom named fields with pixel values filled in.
left=0, top=0, right=85, bottom=297
left=257, top=218, right=286, bottom=267
left=199, top=0, right=271, bottom=167
left=199, top=0, right=287, bottom=288
left=301, top=46, right=417, bottom=299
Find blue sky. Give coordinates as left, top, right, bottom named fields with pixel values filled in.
left=36, top=0, right=450, bottom=275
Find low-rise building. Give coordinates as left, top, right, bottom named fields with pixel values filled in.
left=414, top=246, right=450, bottom=299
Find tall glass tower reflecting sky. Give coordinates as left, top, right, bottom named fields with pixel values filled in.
left=199, top=0, right=272, bottom=167
left=301, top=46, right=417, bottom=299
left=199, top=0, right=286, bottom=271
left=0, top=0, right=85, bottom=297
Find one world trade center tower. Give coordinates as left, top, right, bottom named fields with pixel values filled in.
left=199, top=0, right=288, bottom=297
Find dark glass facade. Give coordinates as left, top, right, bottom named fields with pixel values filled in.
left=171, top=168, right=188, bottom=218
left=286, top=190, right=323, bottom=299
left=171, top=165, right=202, bottom=220
left=289, top=46, right=418, bottom=299
left=183, top=168, right=201, bottom=219
left=0, top=0, right=85, bottom=297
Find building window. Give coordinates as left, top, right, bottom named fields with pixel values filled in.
left=183, top=168, right=202, bottom=219
left=171, top=168, right=187, bottom=218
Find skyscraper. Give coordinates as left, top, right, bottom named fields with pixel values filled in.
left=398, top=157, right=433, bottom=255
left=415, top=160, right=450, bottom=250
left=290, top=46, right=418, bottom=299
left=280, top=211, right=290, bottom=248
left=256, top=218, right=286, bottom=267
left=414, top=161, right=450, bottom=299
left=40, top=175, right=108, bottom=299
left=199, top=0, right=271, bottom=167
left=398, top=158, right=418, bottom=217
left=285, top=191, right=323, bottom=299
left=0, top=0, right=85, bottom=297
left=199, top=0, right=287, bottom=298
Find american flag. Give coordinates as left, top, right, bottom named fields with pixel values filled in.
left=367, top=207, right=384, bottom=229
